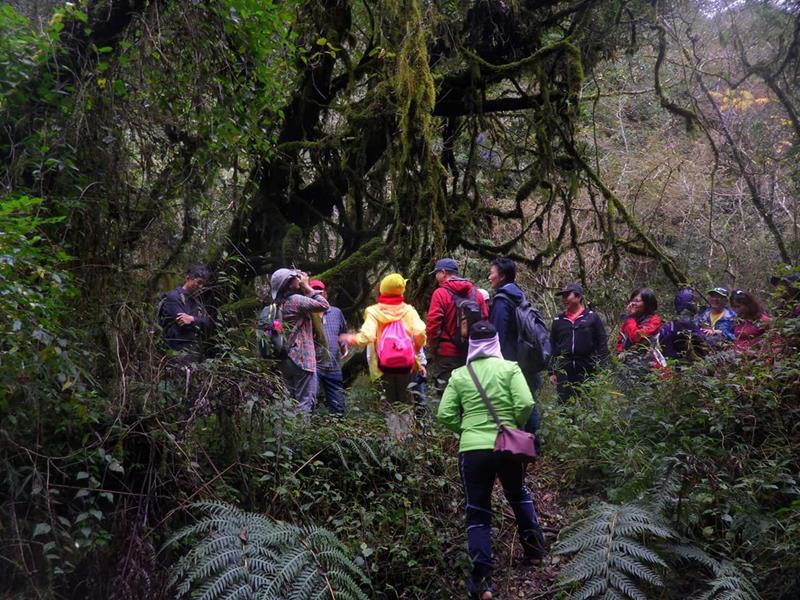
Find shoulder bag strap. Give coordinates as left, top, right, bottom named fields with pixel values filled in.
left=466, top=362, right=505, bottom=431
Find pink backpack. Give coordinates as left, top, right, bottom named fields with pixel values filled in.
left=376, top=319, right=415, bottom=374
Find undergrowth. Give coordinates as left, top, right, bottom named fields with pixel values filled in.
left=546, top=344, right=800, bottom=599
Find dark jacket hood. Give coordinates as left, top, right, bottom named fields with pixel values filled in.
left=674, top=288, right=695, bottom=314
left=495, top=282, right=524, bottom=303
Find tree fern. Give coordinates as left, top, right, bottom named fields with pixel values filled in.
left=167, top=501, right=370, bottom=600
left=555, top=502, right=673, bottom=600
left=556, top=471, right=762, bottom=600
left=691, top=561, right=761, bottom=600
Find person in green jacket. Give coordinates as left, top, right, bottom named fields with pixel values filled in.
left=438, top=321, right=546, bottom=600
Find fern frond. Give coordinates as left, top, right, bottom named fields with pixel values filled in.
left=698, top=565, right=761, bottom=600
left=167, top=501, right=371, bottom=600
left=604, top=587, right=626, bottom=600
left=608, top=570, right=648, bottom=600
left=649, top=456, right=686, bottom=515
left=662, top=543, right=717, bottom=569
left=572, top=576, right=607, bottom=600
left=609, top=553, right=664, bottom=586
left=610, top=539, right=668, bottom=568
left=555, top=532, right=610, bottom=554
left=197, top=566, right=248, bottom=600
left=326, top=568, right=371, bottom=599
left=287, top=564, right=321, bottom=600
left=558, top=548, right=609, bottom=584
left=219, top=582, right=254, bottom=600
left=556, top=502, right=674, bottom=599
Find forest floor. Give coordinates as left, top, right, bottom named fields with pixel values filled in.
left=489, top=460, right=572, bottom=599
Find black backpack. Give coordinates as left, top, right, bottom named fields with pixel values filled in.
left=446, top=288, right=483, bottom=354
left=257, top=303, right=288, bottom=359
left=495, top=291, right=552, bottom=373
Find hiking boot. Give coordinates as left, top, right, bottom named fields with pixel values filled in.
left=521, top=526, right=546, bottom=564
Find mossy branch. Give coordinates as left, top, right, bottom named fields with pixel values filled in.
left=652, top=24, right=700, bottom=132
left=313, top=236, right=385, bottom=285
left=571, top=150, right=688, bottom=285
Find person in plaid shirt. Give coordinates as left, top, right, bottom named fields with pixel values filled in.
left=270, top=268, right=329, bottom=415
left=309, top=280, right=348, bottom=416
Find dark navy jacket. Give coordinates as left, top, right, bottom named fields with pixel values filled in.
left=490, top=283, right=525, bottom=361
left=161, top=286, right=213, bottom=351
left=550, top=309, right=609, bottom=374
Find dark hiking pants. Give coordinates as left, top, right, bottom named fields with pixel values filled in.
left=458, top=450, right=545, bottom=596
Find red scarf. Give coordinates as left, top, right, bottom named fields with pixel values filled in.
left=379, top=294, right=404, bottom=305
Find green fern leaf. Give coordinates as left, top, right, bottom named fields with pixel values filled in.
left=573, top=576, right=607, bottom=600
left=167, top=502, right=371, bottom=599
left=608, top=570, right=648, bottom=600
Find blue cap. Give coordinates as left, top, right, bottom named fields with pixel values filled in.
left=430, top=258, right=458, bottom=275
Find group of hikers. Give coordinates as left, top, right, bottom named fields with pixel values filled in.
left=159, top=259, right=800, bottom=600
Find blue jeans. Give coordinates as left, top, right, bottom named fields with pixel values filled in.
left=409, top=372, right=428, bottom=416
left=317, top=370, right=345, bottom=416
left=458, top=450, right=545, bottom=596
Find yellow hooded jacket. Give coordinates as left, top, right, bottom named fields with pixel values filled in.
left=352, top=301, right=427, bottom=379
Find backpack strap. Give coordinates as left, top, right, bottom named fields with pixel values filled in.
left=466, top=361, right=506, bottom=431
left=494, top=290, right=523, bottom=306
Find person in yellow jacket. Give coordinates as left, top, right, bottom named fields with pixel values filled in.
left=341, top=273, right=426, bottom=403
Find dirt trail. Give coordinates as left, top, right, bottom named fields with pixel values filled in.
left=489, top=460, right=571, bottom=599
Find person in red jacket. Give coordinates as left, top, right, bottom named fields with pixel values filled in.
left=730, top=289, right=771, bottom=353
left=426, top=258, right=489, bottom=391
left=616, top=288, right=662, bottom=355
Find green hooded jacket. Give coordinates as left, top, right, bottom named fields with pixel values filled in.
left=437, top=357, right=534, bottom=453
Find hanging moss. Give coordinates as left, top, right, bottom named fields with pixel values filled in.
left=385, top=0, right=448, bottom=271
left=281, top=224, right=304, bottom=265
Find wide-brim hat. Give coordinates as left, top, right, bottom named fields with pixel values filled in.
left=270, top=268, right=302, bottom=300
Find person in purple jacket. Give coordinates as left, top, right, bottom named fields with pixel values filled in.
left=658, top=287, right=706, bottom=361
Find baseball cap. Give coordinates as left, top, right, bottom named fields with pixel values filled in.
left=309, top=279, right=326, bottom=290
left=430, top=258, right=459, bottom=275
left=707, top=287, right=729, bottom=298
left=558, top=283, right=584, bottom=297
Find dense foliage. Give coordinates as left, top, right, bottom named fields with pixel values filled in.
left=2, top=0, right=799, bottom=598
left=547, top=339, right=800, bottom=598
